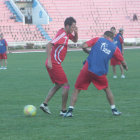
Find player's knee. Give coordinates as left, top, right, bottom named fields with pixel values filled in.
left=63, top=84, right=70, bottom=90
left=55, top=83, right=62, bottom=89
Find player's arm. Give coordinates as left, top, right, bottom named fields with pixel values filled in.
left=46, top=42, right=53, bottom=69
left=5, top=40, right=8, bottom=54
left=113, top=47, right=128, bottom=71
left=6, top=45, right=8, bottom=54
left=82, top=42, right=90, bottom=54
left=121, top=43, right=124, bottom=55
left=82, top=37, right=99, bottom=54
left=71, top=26, right=78, bottom=43
left=119, top=36, right=124, bottom=55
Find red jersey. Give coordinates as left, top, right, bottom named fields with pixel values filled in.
left=50, top=28, right=74, bottom=64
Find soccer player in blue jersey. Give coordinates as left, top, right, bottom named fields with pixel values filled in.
left=110, top=27, right=125, bottom=78
left=65, top=31, right=128, bottom=117
left=0, top=33, right=8, bottom=70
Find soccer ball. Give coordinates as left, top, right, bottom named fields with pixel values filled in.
left=24, top=105, right=37, bottom=117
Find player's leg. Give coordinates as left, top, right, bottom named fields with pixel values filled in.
left=112, top=65, right=117, bottom=78
left=0, top=55, right=3, bottom=69
left=44, top=83, right=62, bottom=104
left=59, top=83, right=70, bottom=116
left=92, top=74, right=121, bottom=116
left=3, top=55, right=7, bottom=69
left=40, top=83, right=61, bottom=114
left=70, top=88, right=81, bottom=107
left=104, top=87, right=114, bottom=105
left=0, top=60, right=3, bottom=69
left=104, top=87, right=122, bottom=116
left=120, top=64, right=125, bottom=78
left=65, top=88, right=81, bottom=117
left=65, top=61, right=90, bottom=117
left=41, top=60, right=70, bottom=115
left=111, top=58, right=117, bottom=78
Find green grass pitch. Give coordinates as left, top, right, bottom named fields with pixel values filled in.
left=0, top=49, right=140, bottom=140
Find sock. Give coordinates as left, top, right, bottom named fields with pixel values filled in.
left=111, top=105, right=116, bottom=109
left=43, top=103, right=48, bottom=106
left=69, top=106, right=74, bottom=109
left=61, top=110, right=67, bottom=113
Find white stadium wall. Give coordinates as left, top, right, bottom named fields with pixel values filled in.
left=32, top=0, right=49, bottom=25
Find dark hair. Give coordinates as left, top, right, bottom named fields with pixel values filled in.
left=104, top=31, right=114, bottom=40
left=64, top=17, right=76, bottom=27
left=110, top=26, right=116, bottom=30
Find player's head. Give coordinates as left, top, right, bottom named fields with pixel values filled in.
left=110, top=26, right=116, bottom=35
left=0, top=33, right=3, bottom=40
left=64, top=17, right=76, bottom=34
left=104, top=31, right=114, bottom=41
left=119, top=28, right=124, bottom=35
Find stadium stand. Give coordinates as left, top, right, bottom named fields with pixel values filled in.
left=5, top=0, right=22, bottom=22
left=0, top=0, right=140, bottom=44
left=37, top=25, right=51, bottom=41
left=39, top=0, right=140, bottom=39
left=0, top=0, right=46, bottom=43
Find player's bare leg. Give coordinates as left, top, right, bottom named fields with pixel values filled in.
left=62, top=83, right=70, bottom=111
left=70, top=88, right=81, bottom=106
left=104, top=87, right=114, bottom=105
left=3, top=59, right=7, bottom=69
left=44, top=83, right=61, bottom=104
left=65, top=88, right=81, bottom=117
left=40, top=83, right=61, bottom=114
left=112, top=65, right=117, bottom=78
left=0, top=59, right=3, bottom=69
left=120, top=64, right=125, bottom=78
left=104, top=87, right=122, bottom=116
left=4, top=59, right=7, bottom=67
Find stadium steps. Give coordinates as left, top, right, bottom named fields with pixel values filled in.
left=37, top=25, right=52, bottom=41
left=5, top=1, right=22, bottom=22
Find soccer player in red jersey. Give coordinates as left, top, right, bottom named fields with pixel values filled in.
left=40, top=17, right=78, bottom=115
left=110, top=27, right=125, bottom=79
left=0, top=33, right=8, bottom=70
left=65, top=31, right=128, bottom=117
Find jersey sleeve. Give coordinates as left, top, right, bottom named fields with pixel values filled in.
left=86, top=37, right=99, bottom=47
left=113, top=47, right=124, bottom=61
left=119, top=36, right=124, bottom=44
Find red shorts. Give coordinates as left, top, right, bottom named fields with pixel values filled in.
left=75, top=62, right=108, bottom=90
left=0, top=53, right=7, bottom=59
left=45, top=59, right=68, bottom=84
left=110, top=57, right=121, bottom=66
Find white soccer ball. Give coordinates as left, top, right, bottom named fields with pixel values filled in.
left=24, top=105, right=37, bottom=117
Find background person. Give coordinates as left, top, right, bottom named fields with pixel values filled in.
left=110, top=27, right=125, bottom=78
left=0, top=33, right=8, bottom=70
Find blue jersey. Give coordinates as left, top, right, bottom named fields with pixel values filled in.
left=113, top=33, right=123, bottom=52
left=87, top=38, right=117, bottom=76
left=0, top=39, right=7, bottom=54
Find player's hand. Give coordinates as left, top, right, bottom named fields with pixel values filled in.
left=47, top=60, right=52, bottom=69
left=121, top=61, right=128, bottom=71
left=125, top=66, right=128, bottom=71
left=74, top=26, right=78, bottom=34
left=123, top=64, right=128, bottom=71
